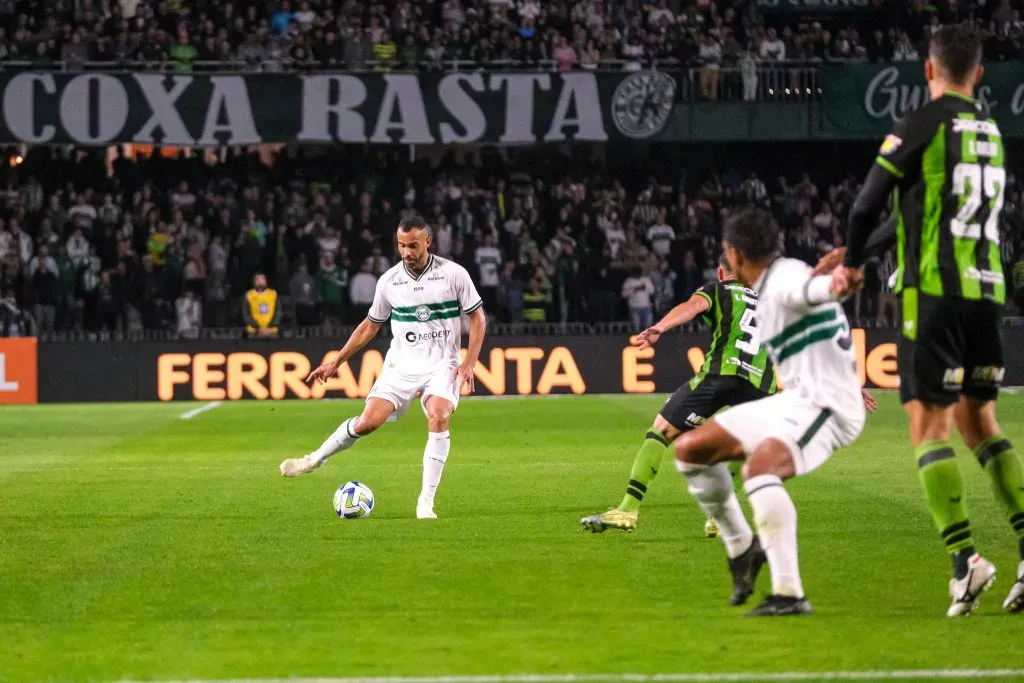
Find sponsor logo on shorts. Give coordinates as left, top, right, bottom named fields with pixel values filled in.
left=405, top=330, right=453, bottom=345
left=971, top=365, right=1005, bottom=384
left=685, top=412, right=706, bottom=427
left=942, top=367, right=965, bottom=391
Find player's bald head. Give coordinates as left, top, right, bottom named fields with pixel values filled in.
left=929, top=22, right=983, bottom=85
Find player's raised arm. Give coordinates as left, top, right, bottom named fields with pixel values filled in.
left=306, top=317, right=383, bottom=385
left=307, top=277, right=391, bottom=385
left=633, top=290, right=711, bottom=351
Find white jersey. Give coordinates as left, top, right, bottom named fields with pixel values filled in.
left=754, top=258, right=862, bottom=419
left=368, top=254, right=483, bottom=371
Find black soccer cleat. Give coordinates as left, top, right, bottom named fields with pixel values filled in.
left=728, top=536, right=767, bottom=606
left=744, top=594, right=813, bottom=617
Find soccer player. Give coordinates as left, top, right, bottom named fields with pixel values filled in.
left=835, top=22, right=1024, bottom=616
left=672, top=208, right=876, bottom=616
left=581, top=254, right=777, bottom=537
left=279, top=217, right=486, bottom=520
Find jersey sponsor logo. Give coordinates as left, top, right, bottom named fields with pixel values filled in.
left=427, top=273, right=445, bottom=282
left=963, top=267, right=1005, bottom=284
left=393, top=278, right=409, bottom=286
left=942, top=367, right=965, bottom=390
left=971, top=365, right=1006, bottom=384
left=404, top=329, right=453, bottom=345
left=879, top=133, right=902, bottom=155
left=952, top=118, right=1001, bottom=137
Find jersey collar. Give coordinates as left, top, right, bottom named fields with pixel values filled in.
left=404, top=254, right=434, bottom=281
left=943, top=89, right=977, bottom=103
left=753, top=257, right=781, bottom=295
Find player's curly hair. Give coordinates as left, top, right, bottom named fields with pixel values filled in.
left=722, top=209, right=778, bottom=263
left=930, top=22, right=983, bottom=84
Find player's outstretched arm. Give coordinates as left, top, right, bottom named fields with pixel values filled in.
left=633, top=293, right=711, bottom=351
left=306, top=318, right=382, bottom=385
left=456, top=308, right=487, bottom=394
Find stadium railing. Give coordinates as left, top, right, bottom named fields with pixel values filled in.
left=0, top=60, right=822, bottom=101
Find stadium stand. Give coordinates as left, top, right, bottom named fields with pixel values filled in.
left=1, top=0, right=1024, bottom=337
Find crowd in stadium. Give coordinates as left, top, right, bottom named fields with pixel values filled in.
left=0, top=141, right=1022, bottom=338
left=2, top=0, right=1023, bottom=73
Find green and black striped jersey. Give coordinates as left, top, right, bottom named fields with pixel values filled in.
left=874, top=92, right=1006, bottom=305
left=691, top=280, right=777, bottom=393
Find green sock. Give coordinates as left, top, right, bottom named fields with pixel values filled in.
left=974, top=436, right=1024, bottom=559
left=916, top=440, right=975, bottom=576
left=618, top=430, right=670, bottom=512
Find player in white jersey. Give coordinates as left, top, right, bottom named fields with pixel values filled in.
left=671, top=209, right=876, bottom=616
left=279, top=217, right=487, bottom=519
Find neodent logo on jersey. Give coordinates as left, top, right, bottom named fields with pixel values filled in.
left=405, top=330, right=452, bottom=344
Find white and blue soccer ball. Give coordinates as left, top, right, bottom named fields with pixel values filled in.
left=333, top=481, right=374, bottom=519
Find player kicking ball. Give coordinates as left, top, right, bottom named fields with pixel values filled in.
left=672, top=208, right=876, bottom=616
left=279, top=217, right=486, bottom=520
left=581, top=254, right=778, bottom=538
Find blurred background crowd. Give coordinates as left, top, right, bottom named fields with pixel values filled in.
left=2, top=0, right=1023, bottom=73
left=1, top=0, right=1024, bottom=337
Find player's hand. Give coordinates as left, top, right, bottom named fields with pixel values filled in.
left=812, top=247, right=846, bottom=276
left=861, top=388, right=878, bottom=413
left=829, top=265, right=864, bottom=298
left=454, top=362, right=475, bottom=394
left=633, top=326, right=663, bottom=351
left=306, top=357, right=341, bottom=385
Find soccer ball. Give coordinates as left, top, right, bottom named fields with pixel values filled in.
left=333, top=481, right=374, bottom=519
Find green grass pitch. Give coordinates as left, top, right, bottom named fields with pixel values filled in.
left=3, top=393, right=1024, bottom=681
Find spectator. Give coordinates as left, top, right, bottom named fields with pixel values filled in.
left=621, top=266, right=655, bottom=331
left=243, top=271, right=280, bottom=338
left=290, top=261, right=317, bottom=326
left=349, top=259, right=377, bottom=322
left=29, top=258, right=59, bottom=333
left=474, top=234, right=502, bottom=312
left=176, top=289, right=202, bottom=336
left=522, top=276, right=549, bottom=322
left=318, top=252, right=348, bottom=325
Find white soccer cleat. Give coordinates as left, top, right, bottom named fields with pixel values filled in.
left=416, top=498, right=438, bottom=519
left=279, top=455, right=321, bottom=477
left=947, top=554, right=996, bottom=617
left=1002, top=560, right=1024, bottom=613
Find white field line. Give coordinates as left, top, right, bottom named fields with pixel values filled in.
left=179, top=401, right=223, bottom=420
left=117, top=670, right=1024, bottom=683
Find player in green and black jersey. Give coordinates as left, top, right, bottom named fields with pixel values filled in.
left=581, top=254, right=777, bottom=535
left=837, top=22, right=1024, bottom=616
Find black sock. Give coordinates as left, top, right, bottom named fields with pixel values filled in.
left=952, top=547, right=976, bottom=580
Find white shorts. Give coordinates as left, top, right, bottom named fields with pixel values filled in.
left=366, top=362, right=460, bottom=419
left=714, top=389, right=865, bottom=476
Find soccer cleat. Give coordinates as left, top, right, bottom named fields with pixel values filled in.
left=745, top=594, right=813, bottom=617
left=728, top=536, right=766, bottom=606
left=279, top=455, right=321, bottom=477
left=580, top=508, right=638, bottom=533
left=705, top=518, right=720, bottom=539
left=1003, top=561, right=1024, bottom=613
left=947, top=554, right=997, bottom=617
left=416, top=498, right=438, bottom=520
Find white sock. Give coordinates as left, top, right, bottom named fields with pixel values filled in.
left=419, top=430, right=451, bottom=507
left=309, top=418, right=361, bottom=464
left=744, top=474, right=803, bottom=598
left=677, top=460, right=753, bottom=559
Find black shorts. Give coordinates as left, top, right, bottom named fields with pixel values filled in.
left=659, top=374, right=769, bottom=432
left=899, top=292, right=1004, bottom=406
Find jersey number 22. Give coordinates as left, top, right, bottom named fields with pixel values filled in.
left=951, top=162, right=1005, bottom=243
